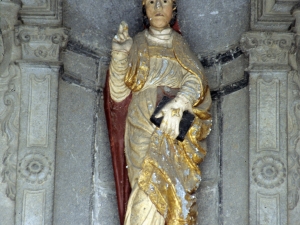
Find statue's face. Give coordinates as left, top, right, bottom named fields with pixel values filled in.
left=145, top=0, right=173, bottom=30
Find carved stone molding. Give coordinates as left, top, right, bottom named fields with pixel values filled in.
left=19, top=0, right=62, bottom=26
left=251, top=0, right=298, bottom=31
left=292, top=3, right=300, bottom=36
left=257, top=193, right=280, bottom=225
left=1, top=64, right=21, bottom=201
left=287, top=71, right=300, bottom=210
left=252, top=156, right=287, bottom=189
left=22, top=189, right=46, bottom=224
left=244, top=2, right=300, bottom=225
left=249, top=71, right=289, bottom=225
left=0, top=1, right=21, bottom=202
left=288, top=7, right=300, bottom=213
left=241, top=32, right=294, bottom=71
left=15, top=26, right=68, bottom=61
left=15, top=61, right=61, bottom=225
left=18, top=153, right=52, bottom=185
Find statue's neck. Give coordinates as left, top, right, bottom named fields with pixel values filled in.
left=148, top=26, right=172, bottom=40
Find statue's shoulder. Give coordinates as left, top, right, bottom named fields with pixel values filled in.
left=172, top=31, right=189, bottom=49
left=133, top=30, right=147, bottom=44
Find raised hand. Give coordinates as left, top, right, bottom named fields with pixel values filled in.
left=112, top=21, right=133, bottom=53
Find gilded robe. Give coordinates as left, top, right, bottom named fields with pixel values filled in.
left=108, top=27, right=212, bottom=225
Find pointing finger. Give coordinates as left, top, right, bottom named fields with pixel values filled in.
left=122, top=23, right=129, bottom=39
left=118, top=23, right=124, bottom=35
left=119, top=34, right=125, bottom=41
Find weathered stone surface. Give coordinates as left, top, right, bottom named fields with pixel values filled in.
left=248, top=71, right=289, bottom=225
left=222, top=87, right=249, bottom=225
left=53, top=79, right=96, bottom=225
left=198, top=101, right=220, bottom=225
left=197, top=185, right=219, bottom=225
left=240, top=32, right=294, bottom=71
left=62, top=50, right=98, bottom=89
left=93, top=97, right=120, bottom=225
left=19, top=0, right=63, bottom=26
left=241, top=30, right=294, bottom=225
left=0, top=136, right=15, bottom=225
left=221, top=55, right=247, bottom=87
left=204, top=65, right=220, bottom=91
left=201, top=101, right=219, bottom=184
left=15, top=26, right=68, bottom=61
left=96, top=99, right=115, bottom=184
left=287, top=70, right=300, bottom=225
left=63, top=0, right=143, bottom=56
left=177, top=0, right=250, bottom=55
left=15, top=62, right=60, bottom=225
left=288, top=7, right=300, bottom=224
left=251, top=0, right=298, bottom=31
left=63, top=0, right=250, bottom=57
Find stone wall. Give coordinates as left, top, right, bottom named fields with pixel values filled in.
left=0, top=0, right=299, bottom=225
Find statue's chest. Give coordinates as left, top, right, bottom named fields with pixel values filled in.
left=148, top=46, right=176, bottom=60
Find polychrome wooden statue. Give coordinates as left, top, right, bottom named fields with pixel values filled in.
left=104, top=0, right=212, bottom=224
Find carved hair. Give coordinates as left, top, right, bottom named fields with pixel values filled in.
left=142, top=1, right=177, bottom=28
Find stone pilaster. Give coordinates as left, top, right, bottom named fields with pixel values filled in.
left=0, top=1, right=21, bottom=225
left=13, top=0, right=68, bottom=224
left=241, top=32, right=294, bottom=225
left=287, top=4, right=300, bottom=225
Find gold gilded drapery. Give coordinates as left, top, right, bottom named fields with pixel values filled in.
left=123, top=30, right=212, bottom=224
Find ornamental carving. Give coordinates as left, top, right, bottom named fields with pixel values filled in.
left=252, top=156, right=287, bottom=189
left=0, top=1, right=21, bottom=201
left=18, top=153, right=52, bottom=184
left=15, top=26, right=68, bottom=61
left=19, top=0, right=62, bottom=26
left=240, top=32, right=294, bottom=70
left=288, top=70, right=300, bottom=210
left=251, top=0, right=298, bottom=31
left=0, top=33, right=3, bottom=64
left=0, top=64, right=21, bottom=201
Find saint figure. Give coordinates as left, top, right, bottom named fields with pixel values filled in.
left=104, top=0, right=212, bottom=224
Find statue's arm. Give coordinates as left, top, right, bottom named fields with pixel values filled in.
left=109, top=52, right=131, bottom=102
left=109, top=21, right=132, bottom=102
left=155, top=68, right=202, bottom=139
left=178, top=69, right=202, bottom=106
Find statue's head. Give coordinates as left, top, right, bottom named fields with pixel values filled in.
left=142, top=0, right=177, bottom=29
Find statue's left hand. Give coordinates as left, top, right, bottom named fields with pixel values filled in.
left=155, top=95, right=192, bottom=139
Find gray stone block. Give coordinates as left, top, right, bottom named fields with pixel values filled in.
left=289, top=203, right=300, bottom=225
left=96, top=99, right=115, bottom=184
left=63, top=0, right=250, bottom=57
left=62, top=50, right=98, bottom=89
left=63, top=0, right=143, bottom=56
left=198, top=101, right=220, bottom=225
left=93, top=97, right=120, bottom=225
left=53, top=78, right=96, bottom=225
left=222, top=88, right=249, bottom=225
left=197, top=185, right=219, bottom=225
left=221, top=55, right=248, bottom=87
left=177, top=0, right=250, bottom=55
left=204, top=65, right=220, bottom=91
left=201, top=101, right=219, bottom=183
left=95, top=192, right=120, bottom=225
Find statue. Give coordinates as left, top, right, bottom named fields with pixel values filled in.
left=104, top=0, right=212, bottom=224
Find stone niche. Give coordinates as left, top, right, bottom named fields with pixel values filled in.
left=0, top=0, right=300, bottom=225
